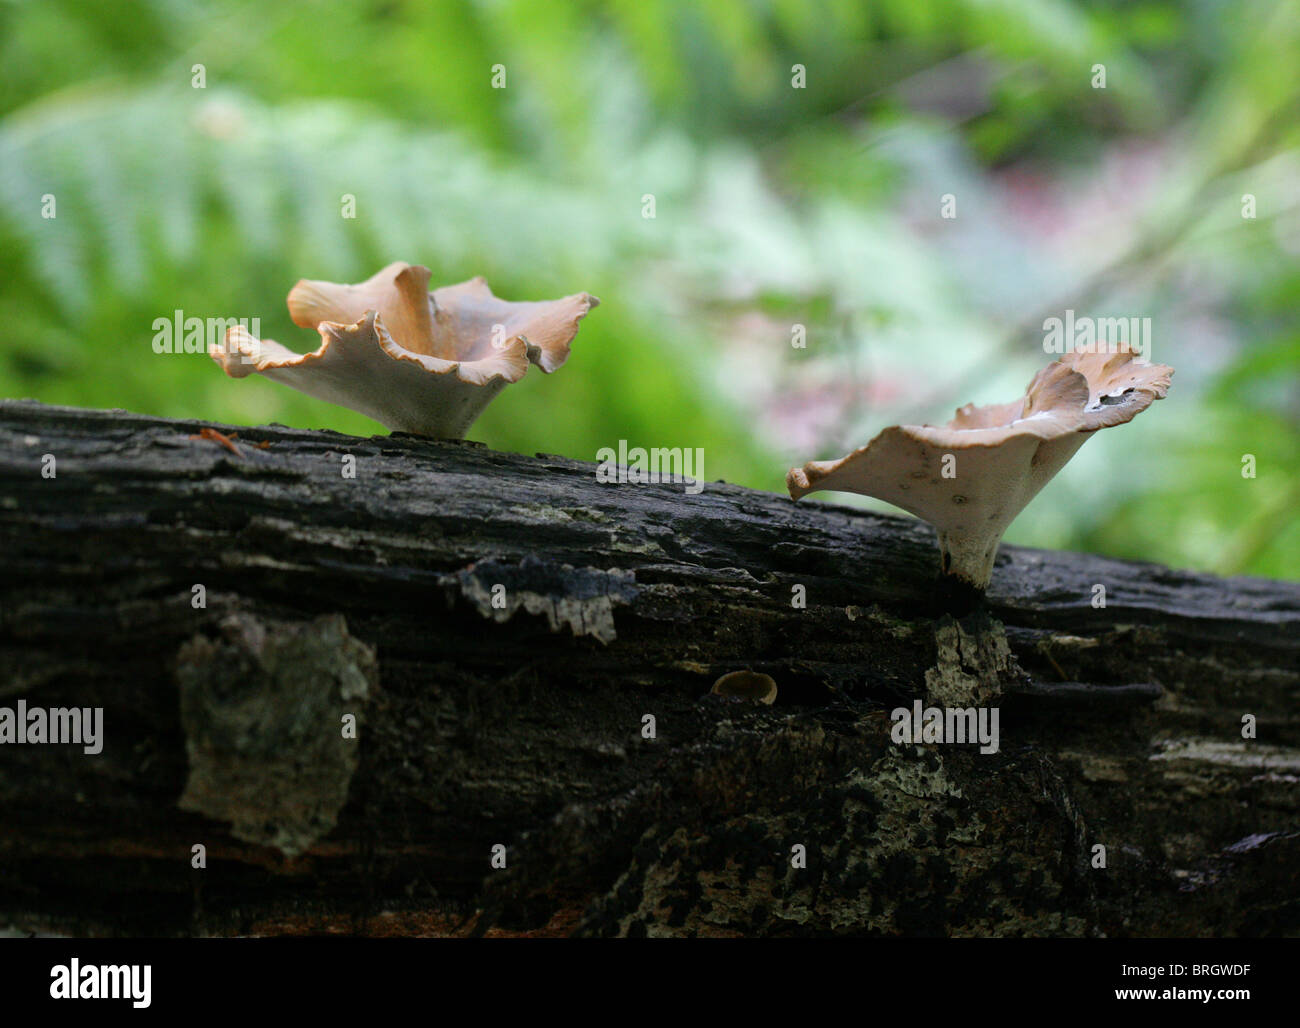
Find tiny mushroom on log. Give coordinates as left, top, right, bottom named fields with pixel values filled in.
left=211, top=262, right=598, bottom=439
left=711, top=670, right=778, bottom=705
left=787, top=344, right=1173, bottom=595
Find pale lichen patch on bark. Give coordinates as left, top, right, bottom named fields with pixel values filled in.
left=450, top=556, right=638, bottom=645
left=176, top=613, right=376, bottom=857
left=924, top=610, right=1028, bottom=707
left=1151, top=739, right=1300, bottom=771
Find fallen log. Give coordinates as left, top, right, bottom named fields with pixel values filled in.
left=0, top=400, right=1296, bottom=937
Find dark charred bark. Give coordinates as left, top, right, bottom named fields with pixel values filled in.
left=0, top=400, right=1296, bottom=937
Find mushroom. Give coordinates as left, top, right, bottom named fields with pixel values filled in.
left=787, top=345, right=1173, bottom=594
left=211, top=262, right=598, bottom=439
left=711, top=670, right=778, bottom=705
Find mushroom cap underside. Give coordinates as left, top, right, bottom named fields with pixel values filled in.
left=210, top=263, right=599, bottom=438
left=215, top=311, right=517, bottom=438
left=787, top=346, right=1173, bottom=528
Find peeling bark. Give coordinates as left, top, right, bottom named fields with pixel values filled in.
left=0, top=400, right=1296, bottom=937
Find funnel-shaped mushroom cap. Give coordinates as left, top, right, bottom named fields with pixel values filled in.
left=211, top=262, right=598, bottom=438
left=788, top=345, right=1173, bottom=590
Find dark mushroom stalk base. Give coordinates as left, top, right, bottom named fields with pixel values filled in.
left=933, top=558, right=990, bottom=618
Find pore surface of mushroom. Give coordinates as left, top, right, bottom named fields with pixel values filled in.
left=787, top=345, right=1173, bottom=591
left=211, top=262, right=598, bottom=438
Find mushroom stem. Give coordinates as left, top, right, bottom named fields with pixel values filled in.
left=937, top=528, right=1002, bottom=592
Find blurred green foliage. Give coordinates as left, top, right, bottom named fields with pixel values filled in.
left=1, top=0, right=1296, bottom=579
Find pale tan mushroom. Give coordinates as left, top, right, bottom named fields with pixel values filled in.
left=787, top=345, right=1173, bottom=591
left=211, top=262, right=598, bottom=438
